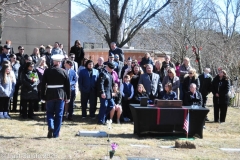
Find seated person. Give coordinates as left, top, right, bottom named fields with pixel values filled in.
left=110, top=83, right=122, bottom=124
left=132, top=84, right=149, bottom=104
left=159, top=82, right=177, bottom=100
left=184, top=83, right=203, bottom=106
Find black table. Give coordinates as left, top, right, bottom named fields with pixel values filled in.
left=130, top=104, right=209, bottom=138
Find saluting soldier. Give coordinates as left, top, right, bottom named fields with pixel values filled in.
left=41, top=54, right=71, bottom=138
left=98, top=62, right=115, bottom=125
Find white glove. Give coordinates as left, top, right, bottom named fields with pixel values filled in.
left=41, top=100, right=46, bottom=103
left=66, top=99, right=70, bottom=103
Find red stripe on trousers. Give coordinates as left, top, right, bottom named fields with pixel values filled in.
left=157, top=108, right=160, bottom=125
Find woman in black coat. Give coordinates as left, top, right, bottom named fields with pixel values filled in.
left=129, top=65, right=143, bottom=91
left=212, top=70, right=230, bottom=123
left=21, top=62, right=39, bottom=119
left=70, top=40, right=85, bottom=67
left=132, top=84, right=149, bottom=104
left=182, top=68, right=200, bottom=94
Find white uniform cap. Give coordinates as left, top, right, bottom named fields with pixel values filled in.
left=52, top=54, right=64, bottom=62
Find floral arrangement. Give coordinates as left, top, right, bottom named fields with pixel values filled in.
left=29, top=73, right=38, bottom=82
left=109, top=142, right=118, bottom=159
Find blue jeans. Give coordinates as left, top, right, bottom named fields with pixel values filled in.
left=98, top=98, right=115, bottom=124
left=46, top=99, right=64, bottom=138
left=68, top=90, right=76, bottom=117
left=81, top=91, right=97, bottom=117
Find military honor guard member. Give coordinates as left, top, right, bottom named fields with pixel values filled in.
left=41, top=54, right=71, bottom=138
left=98, top=62, right=115, bottom=125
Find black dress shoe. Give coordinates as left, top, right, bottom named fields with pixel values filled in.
left=68, top=117, right=73, bottom=121
left=47, top=129, right=54, bottom=138
left=205, top=117, right=209, bottom=121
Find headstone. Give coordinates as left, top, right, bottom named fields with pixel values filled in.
left=159, top=146, right=175, bottom=148
left=130, top=144, right=150, bottom=148
left=77, top=131, right=107, bottom=137
left=220, top=148, right=240, bottom=152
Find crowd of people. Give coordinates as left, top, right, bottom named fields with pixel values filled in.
left=0, top=39, right=231, bottom=138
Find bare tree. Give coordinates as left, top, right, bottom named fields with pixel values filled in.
left=73, top=0, right=172, bottom=48
left=205, top=0, right=240, bottom=79
left=0, top=0, right=67, bottom=44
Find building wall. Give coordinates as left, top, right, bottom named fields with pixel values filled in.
left=84, top=49, right=166, bottom=64
left=2, top=0, right=70, bottom=55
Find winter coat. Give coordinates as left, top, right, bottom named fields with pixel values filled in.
left=70, top=46, right=85, bottom=67
left=198, top=73, right=212, bottom=96
left=140, top=57, right=154, bottom=73
left=182, top=75, right=200, bottom=93
left=212, top=75, right=230, bottom=105
left=21, top=70, right=39, bottom=100
left=0, top=73, right=16, bottom=97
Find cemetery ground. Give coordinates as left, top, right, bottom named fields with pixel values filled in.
left=1, top=94, right=240, bottom=160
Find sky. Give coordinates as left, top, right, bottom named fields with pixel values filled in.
left=71, top=1, right=85, bottom=18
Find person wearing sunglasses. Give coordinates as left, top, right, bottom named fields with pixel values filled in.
left=0, top=45, right=11, bottom=65
left=103, top=52, right=117, bottom=68
left=16, top=46, right=25, bottom=66
left=162, top=67, right=180, bottom=98
left=69, top=53, right=78, bottom=73
left=182, top=68, right=200, bottom=104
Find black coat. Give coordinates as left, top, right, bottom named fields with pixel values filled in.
left=113, top=92, right=122, bottom=105
left=153, top=67, right=164, bottom=82
left=140, top=57, right=154, bottom=73
left=70, top=46, right=85, bottom=66
left=160, top=61, right=176, bottom=73
left=109, top=48, right=124, bottom=62
left=198, top=73, right=212, bottom=96
left=130, top=73, right=141, bottom=91
left=41, top=66, right=70, bottom=101
left=132, top=91, right=149, bottom=104
left=98, top=69, right=114, bottom=99
left=184, top=91, right=203, bottom=106
left=212, top=75, right=230, bottom=105
left=44, top=52, right=53, bottom=68
left=182, top=76, right=200, bottom=93
left=21, top=70, right=39, bottom=100
left=15, top=53, right=25, bottom=66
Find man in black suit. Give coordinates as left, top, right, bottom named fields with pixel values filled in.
left=199, top=68, right=212, bottom=121
left=114, top=54, right=124, bottom=81
left=98, top=62, right=115, bottom=125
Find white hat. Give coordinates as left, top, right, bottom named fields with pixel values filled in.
left=52, top=54, right=64, bottom=62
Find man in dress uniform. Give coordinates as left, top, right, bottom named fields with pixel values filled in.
left=98, top=62, right=115, bottom=125
left=41, top=54, right=70, bottom=138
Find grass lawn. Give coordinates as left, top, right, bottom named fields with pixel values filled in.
left=1, top=93, right=240, bottom=160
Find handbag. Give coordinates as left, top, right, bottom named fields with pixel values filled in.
left=228, top=86, right=235, bottom=98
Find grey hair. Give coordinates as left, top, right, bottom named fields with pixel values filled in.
left=190, top=83, right=197, bottom=88
left=165, top=55, right=170, bottom=59
left=146, top=64, right=153, bottom=69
